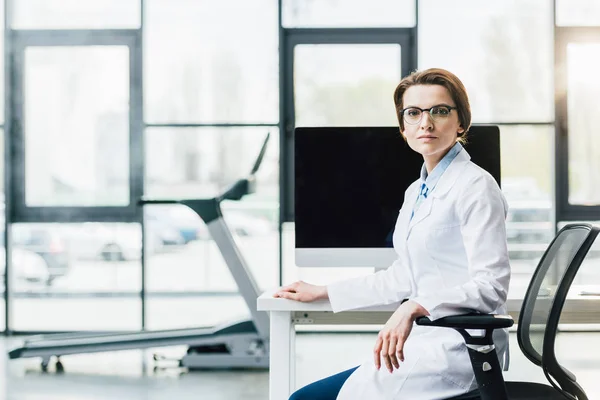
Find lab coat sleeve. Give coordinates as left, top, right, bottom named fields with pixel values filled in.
left=411, top=174, right=511, bottom=321
left=327, top=257, right=414, bottom=313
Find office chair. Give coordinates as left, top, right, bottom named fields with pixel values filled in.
left=416, top=223, right=600, bottom=400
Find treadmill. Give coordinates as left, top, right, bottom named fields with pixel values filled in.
left=8, top=134, right=272, bottom=372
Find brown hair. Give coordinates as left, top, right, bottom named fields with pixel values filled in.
left=393, top=68, right=471, bottom=143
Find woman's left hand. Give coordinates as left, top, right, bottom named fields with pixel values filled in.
left=374, top=300, right=429, bottom=373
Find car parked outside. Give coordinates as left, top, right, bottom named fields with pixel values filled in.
left=8, top=225, right=70, bottom=285
left=145, top=205, right=204, bottom=244
left=0, top=247, right=50, bottom=288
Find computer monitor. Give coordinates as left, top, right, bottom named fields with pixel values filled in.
left=294, top=125, right=501, bottom=268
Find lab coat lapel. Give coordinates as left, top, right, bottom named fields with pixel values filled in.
left=406, top=149, right=471, bottom=239
left=428, top=149, right=471, bottom=199
left=406, top=196, right=432, bottom=239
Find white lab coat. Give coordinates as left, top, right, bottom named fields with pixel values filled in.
left=327, top=148, right=511, bottom=400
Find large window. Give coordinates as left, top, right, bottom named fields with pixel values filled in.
left=1, top=0, right=280, bottom=333
left=2, top=0, right=600, bottom=332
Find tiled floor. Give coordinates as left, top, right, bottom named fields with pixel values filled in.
left=1, top=331, right=599, bottom=399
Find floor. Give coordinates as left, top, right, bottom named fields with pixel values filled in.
left=1, top=331, right=599, bottom=399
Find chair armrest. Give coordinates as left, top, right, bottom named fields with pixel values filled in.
left=416, top=313, right=512, bottom=400
left=416, top=313, right=514, bottom=330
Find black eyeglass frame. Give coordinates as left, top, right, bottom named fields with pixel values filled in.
left=400, top=105, right=458, bottom=124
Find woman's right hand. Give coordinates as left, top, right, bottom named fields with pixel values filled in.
left=273, top=281, right=328, bottom=302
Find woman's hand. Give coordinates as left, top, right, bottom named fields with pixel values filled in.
left=273, top=281, right=328, bottom=302
left=374, top=300, right=429, bottom=373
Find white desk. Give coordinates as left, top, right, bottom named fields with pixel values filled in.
left=257, top=289, right=600, bottom=400
left=257, top=290, right=399, bottom=400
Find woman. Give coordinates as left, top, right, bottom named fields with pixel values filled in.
left=275, top=68, right=511, bottom=400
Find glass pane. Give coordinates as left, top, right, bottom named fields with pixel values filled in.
left=567, top=43, right=600, bottom=206
left=144, top=0, right=278, bottom=124
left=147, top=297, right=252, bottom=330
left=0, top=2, right=4, bottom=124
left=145, top=127, right=279, bottom=199
left=13, top=299, right=140, bottom=331
left=283, top=0, right=415, bottom=28
left=559, top=222, right=600, bottom=297
left=9, top=223, right=141, bottom=331
left=294, top=44, right=401, bottom=127
left=558, top=222, right=600, bottom=328
left=556, top=0, right=600, bottom=26
left=24, top=46, right=130, bottom=207
left=144, top=127, right=279, bottom=329
left=145, top=203, right=279, bottom=330
left=419, top=0, right=553, bottom=123
left=0, top=128, right=4, bottom=331
left=499, top=125, right=554, bottom=299
left=12, top=0, right=140, bottom=29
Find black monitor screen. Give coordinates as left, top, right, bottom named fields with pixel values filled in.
left=294, top=125, right=501, bottom=249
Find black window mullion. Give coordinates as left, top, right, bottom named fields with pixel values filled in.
left=555, top=27, right=600, bottom=222
left=281, top=27, right=417, bottom=224
left=9, top=29, right=143, bottom=224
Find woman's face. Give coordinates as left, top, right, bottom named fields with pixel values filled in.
left=400, top=84, right=464, bottom=162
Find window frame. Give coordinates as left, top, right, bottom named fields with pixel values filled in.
left=280, top=27, right=417, bottom=223
left=9, top=29, right=144, bottom=223
left=555, top=27, right=600, bottom=221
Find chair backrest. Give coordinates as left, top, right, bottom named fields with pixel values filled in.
left=542, top=224, right=599, bottom=400
left=517, top=223, right=599, bottom=399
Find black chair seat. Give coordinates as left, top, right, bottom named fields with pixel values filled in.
left=506, top=382, right=569, bottom=399
left=448, top=381, right=568, bottom=400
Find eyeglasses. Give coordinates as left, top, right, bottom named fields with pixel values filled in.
left=400, top=105, right=457, bottom=125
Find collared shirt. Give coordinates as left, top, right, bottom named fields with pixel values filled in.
left=411, top=142, right=463, bottom=220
